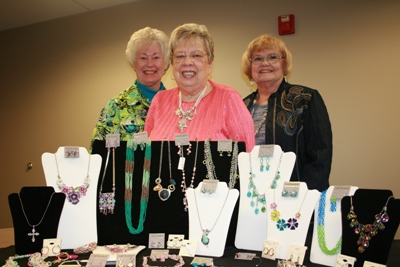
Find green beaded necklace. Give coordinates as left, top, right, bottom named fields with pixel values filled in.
left=124, top=139, right=151, bottom=234
left=317, top=190, right=342, bottom=255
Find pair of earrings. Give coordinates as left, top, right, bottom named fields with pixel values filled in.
left=259, top=156, right=270, bottom=171
left=218, top=150, right=232, bottom=157
left=281, top=189, right=298, bottom=197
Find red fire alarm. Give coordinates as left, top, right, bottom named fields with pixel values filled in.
left=278, top=14, right=295, bottom=35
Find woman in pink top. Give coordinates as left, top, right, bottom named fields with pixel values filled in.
left=145, top=23, right=255, bottom=151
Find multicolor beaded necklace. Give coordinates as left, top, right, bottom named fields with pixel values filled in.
left=347, top=195, right=392, bottom=253
left=124, top=139, right=151, bottom=235
left=317, top=190, right=342, bottom=255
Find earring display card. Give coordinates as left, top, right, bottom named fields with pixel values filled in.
left=363, top=261, right=386, bottom=267
left=86, top=254, right=109, bottom=267
left=150, top=249, right=169, bottom=259
left=116, top=254, right=136, bottom=267
left=262, top=240, right=278, bottom=260
left=167, top=234, right=185, bottom=249
left=217, top=139, right=232, bottom=152
left=148, top=233, right=165, bottom=249
left=335, top=254, right=356, bottom=267
left=191, top=257, right=213, bottom=266
left=42, top=238, right=62, bottom=257
left=179, top=240, right=197, bottom=257
left=287, top=244, right=307, bottom=265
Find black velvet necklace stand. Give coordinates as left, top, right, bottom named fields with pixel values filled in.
left=8, top=186, right=66, bottom=255
left=341, top=189, right=400, bottom=267
left=92, top=140, right=245, bottom=248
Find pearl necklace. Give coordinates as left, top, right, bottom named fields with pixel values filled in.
left=175, top=83, right=208, bottom=132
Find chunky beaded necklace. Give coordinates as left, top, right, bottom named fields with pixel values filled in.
left=55, top=154, right=91, bottom=205
left=317, top=190, right=342, bottom=255
left=347, top=195, right=392, bottom=253
left=124, top=139, right=151, bottom=235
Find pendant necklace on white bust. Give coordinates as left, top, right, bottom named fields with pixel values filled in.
left=193, top=186, right=230, bottom=246
left=175, top=82, right=208, bottom=132
left=18, top=192, right=55, bottom=242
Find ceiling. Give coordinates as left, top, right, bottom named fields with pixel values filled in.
left=0, top=0, right=141, bottom=32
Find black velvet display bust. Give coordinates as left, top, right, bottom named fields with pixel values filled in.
left=8, top=186, right=66, bottom=255
left=92, top=140, right=245, bottom=247
left=341, top=189, right=400, bottom=267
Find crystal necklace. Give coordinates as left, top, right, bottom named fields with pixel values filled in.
left=347, top=195, right=392, bottom=253
left=55, top=154, right=91, bottom=205
left=181, top=139, right=199, bottom=211
left=175, top=83, right=208, bottom=132
left=18, top=192, right=55, bottom=242
left=98, top=148, right=116, bottom=215
left=193, top=187, right=230, bottom=246
left=124, top=139, right=151, bottom=234
left=153, top=140, right=176, bottom=201
left=317, top=190, right=342, bottom=255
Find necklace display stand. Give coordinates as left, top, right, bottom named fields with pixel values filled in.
left=341, top=189, right=400, bottom=267
left=265, top=182, right=320, bottom=259
left=186, top=182, right=239, bottom=257
left=310, top=185, right=358, bottom=266
left=8, top=186, right=65, bottom=255
left=235, top=145, right=295, bottom=251
left=42, top=147, right=102, bottom=249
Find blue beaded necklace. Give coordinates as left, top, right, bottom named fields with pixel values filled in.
left=317, top=190, right=342, bottom=255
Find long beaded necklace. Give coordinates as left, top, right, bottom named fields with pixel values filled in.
left=175, top=83, right=208, bottom=132
left=98, top=148, right=116, bottom=214
left=193, top=186, right=230, bottom=246
left=153, top=140, right=176, bottom=201
left=2, top=252, right=51, bottom=267
left=124, top=139, right=151, bottom=234
left=347, top=195, right=392, bottom=253
left=181, top=139, right=199, bottom=211
left=317, top=190, right=342, bottom=255
left=18, top=192, right=55, bottom=242
left=55, top=154, right=91, bottom=205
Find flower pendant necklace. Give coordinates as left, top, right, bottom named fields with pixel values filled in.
left=347, top=195, right=392, bottom=253
left=18, top=192, right=55, bottom=242
left=55, top=154, right=91, bottom=205
left=175, top=83, right=208, bottom=132
left=153, top=140, right=176, bottom=201
left=193, top=186, right=230, bottom=246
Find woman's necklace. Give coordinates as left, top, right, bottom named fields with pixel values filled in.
left=153, top=140, right=176, bottom=201
left=55, top=154, right=91, bottom=205
left=317, top=190, right=342, bottom=255
left=251, top=97, right=268, bottom=136
left=193, top=187, right=230, bottom=247
left=272, top=190, right=308, bottom=231
left=347, top=195, right=392, bottom=253
left=175, top=83, right=208, bottom=132
left=247, top=153, right=266, bottom=215
left=181, top=139, right=199, bottom=211
left=18, top=192, right=55, bottom=242
left=98, top=148, right=116, bottom=215
left=124, top=139, right=151, bottom=234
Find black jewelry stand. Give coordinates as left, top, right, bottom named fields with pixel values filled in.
left=92, top=140, right=245, bottom=248
left=341, top=189, right=400, bottom=267
left=8, top=186, right=66, bottom=255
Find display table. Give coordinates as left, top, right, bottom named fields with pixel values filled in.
left=1, top=240, right=400, bottom=267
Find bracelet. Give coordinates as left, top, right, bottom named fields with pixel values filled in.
left=73, top=242, right=97, bottom=254
left=52, top=253, right=78, bottom=264
left=2, top=253, right=51, bottom=267
left=59, top=261, right=81, bottom=267
left=142, top=254, right=185, bottom=267
left=105, top=244, right=137, bottom=254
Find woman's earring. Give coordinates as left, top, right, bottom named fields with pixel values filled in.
left=52, top=245, right=61, bottom=254
left=41, top=246, right=49, bottom=255
left=250, top=79, right=254, bottom=86
left=170, top=74, right=175, bottom=80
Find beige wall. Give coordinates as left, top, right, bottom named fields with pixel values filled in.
left=1, top=0, right=399, bottom=240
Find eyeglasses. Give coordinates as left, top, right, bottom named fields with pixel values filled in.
left=250, top=54, right=284, bottom=65
left=173, top=51, right=206, bottom=63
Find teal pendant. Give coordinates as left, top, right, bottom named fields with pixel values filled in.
left=201, top=230, right=210, bottom=246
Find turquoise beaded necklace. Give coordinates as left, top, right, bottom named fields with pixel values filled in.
left=124, top=139, right=151, bottom=234
left=317, top=190, right=342, bottom=255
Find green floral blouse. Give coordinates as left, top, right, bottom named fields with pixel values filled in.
left=90, top=81, right=154, bottom=149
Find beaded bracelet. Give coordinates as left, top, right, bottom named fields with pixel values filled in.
left=73, top=242, right=97, bottom=254
left=105, top=244, right=137, bottom=254
left=142, top=254, right=185, bottom=267
left=2, top=252, right=51, bottom=267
